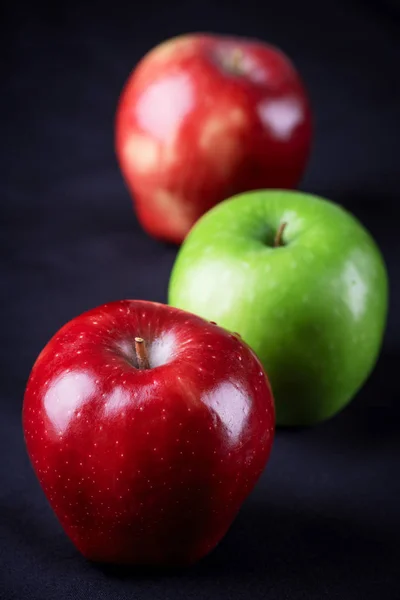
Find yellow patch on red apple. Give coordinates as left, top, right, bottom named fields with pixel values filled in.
left=123, top=134, right=159, bottom=173
left=199, top=108, right=247, bottom=177
left=161, top=141, right=180, bottom=168
left=226, top=108, right=248, bottom=128
left=154, top=189, right=194, bottom=237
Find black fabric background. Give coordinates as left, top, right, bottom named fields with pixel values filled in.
left=1, top=1, right=399, bottom=598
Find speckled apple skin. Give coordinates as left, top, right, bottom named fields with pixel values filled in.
left=23, top=300, right=275, bottom=566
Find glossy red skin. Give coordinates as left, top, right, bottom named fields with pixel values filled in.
left=116, top=33, right=312, bottom=244
left=23, top=300, right=274, bottom=566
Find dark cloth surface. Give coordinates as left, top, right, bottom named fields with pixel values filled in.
left=1, top=1, right=399, bottom=598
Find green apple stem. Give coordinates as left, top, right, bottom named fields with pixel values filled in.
left=134, top=337, right=150, bottom=370
left=274, top=222, right=287, bottom=247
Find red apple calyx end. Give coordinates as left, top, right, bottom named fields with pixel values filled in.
left=215, top=46, right=246, bottom=76
left=229, top=48, right=245, bottom=74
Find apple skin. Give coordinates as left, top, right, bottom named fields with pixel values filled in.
left=115, top=33, right=312, bottom=244
left=168, top=190, right=388, bottom=426
left=22, top=300, right=274, bottom=566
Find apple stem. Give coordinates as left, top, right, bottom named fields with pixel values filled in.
left=274, top=222, right=287, bottom=247
left=134, top=337, right=150, bottom=370
left=231, top=48, right=244, bottom=72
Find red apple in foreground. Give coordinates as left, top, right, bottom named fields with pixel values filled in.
left=23, top=300, right=275, bottom=565
left=115, top=33, right=313, bottom=244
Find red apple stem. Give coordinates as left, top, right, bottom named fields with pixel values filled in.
left=231, top=48, right=244, bottom=72
left=134, top=337, right=150, bottom=370
left=274, top=222, right=287, bottom=247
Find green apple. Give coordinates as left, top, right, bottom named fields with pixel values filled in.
left=168, top=190, right=388, bottom=426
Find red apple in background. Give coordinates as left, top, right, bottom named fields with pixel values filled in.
left=23, top=300, right=275, bottom=566
left=115, top=33, right=312, bottom=244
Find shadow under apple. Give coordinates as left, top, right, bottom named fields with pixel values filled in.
left=94, top=497, right=398, bottom=599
